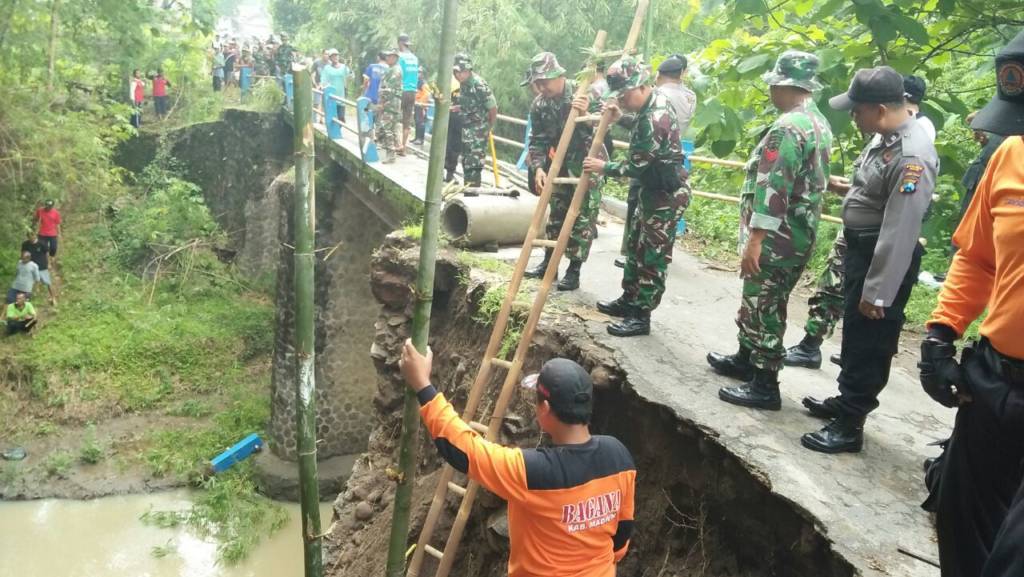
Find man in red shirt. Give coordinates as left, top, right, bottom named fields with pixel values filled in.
left=400, top=340, right=636, bottom=576
left=34, top=200, right=61, bottom=260
left=151, top=69, right=171, bottom=118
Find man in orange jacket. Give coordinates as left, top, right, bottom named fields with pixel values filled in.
left=400, top=340, right=636, bottom=576
left=919, top=30, right=1024, bottom=577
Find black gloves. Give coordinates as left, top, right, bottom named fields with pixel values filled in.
left=918, top=325, right=965, bottom=408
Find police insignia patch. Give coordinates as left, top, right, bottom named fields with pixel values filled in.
left=901, top=163, right=924, bottom=193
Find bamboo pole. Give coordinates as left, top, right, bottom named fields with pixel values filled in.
left=385, top=0, right=459, bottom=575
left=290, top=64, right=323, bottom=577
left=46, top=0, right=60, bottom=91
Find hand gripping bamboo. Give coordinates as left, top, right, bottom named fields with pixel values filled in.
left=406, top=3, right=649, bottom=576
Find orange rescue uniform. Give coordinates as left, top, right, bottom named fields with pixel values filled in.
left=418, top=387, right=636, bottom=577
left=929, top=136, right=1024, bottom=357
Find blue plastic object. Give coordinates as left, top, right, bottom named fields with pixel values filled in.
left=211, top=433, right=263, bottom=474
left=682, top=139, right=694, bottom=172
left=516, top=114, right=533, bottom=171
left=357, top=96, right=379, bottom=163
left=240, top=67, right=253, bottom=100
left=284, top=74, right=294, bottom=108
left=324, top=87, right=342, bottom=140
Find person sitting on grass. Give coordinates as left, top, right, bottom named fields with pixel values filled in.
left=8, top=251, right=39, bottom=304
left=2, top=292, right=37, bottom=336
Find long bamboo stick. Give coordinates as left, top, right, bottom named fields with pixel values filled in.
left=386, top=1, right=460, bottom=576
left=290, top=64, right=323, bottom=577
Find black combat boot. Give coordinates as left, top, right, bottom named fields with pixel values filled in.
left=464, top=169, right=482, bottom=188
left=801, top=396, right=840, bottom=420
left=524, top=248, right=555, bottom=279
left=718, top=368, right=781, bottom=410
left=556, top=260, right=582, bottom=291
left=784, top=334, right=823, bottom=369
left=596, top=295, right=629, bottom=317
left=800, top=414, right=865, bottom=454
left=706, top=347, right=755, bottom=381
left=614, top=256, right=626, bottom=269
left=830, top=353, right=842, bottom=366
left=607, top=308, right=650, bottom=337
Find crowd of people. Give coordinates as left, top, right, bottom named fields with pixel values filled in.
left=389, top=29, right=1024, bottom=577
left=4, top=201, right=61, bottom=336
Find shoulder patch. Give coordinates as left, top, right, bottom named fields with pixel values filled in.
left=900, top=163, right=924, bottom=193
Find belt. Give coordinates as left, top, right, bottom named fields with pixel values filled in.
left=982, top=338, right=1024, bottom=386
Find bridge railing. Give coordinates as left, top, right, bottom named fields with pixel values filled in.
left=284, top=73, right=845, bottom=224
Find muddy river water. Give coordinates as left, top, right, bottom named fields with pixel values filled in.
left=0, top=490, right=333, bottom=577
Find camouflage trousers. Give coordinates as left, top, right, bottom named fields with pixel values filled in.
left=546, top=165, right=603, bottom=262
left=622, top=185, right=691, bottom=311
left=737, top=256, right=810, bottom=371
left=374, top=108, right=401, bottom=157
left=461, top=122, right=489, bottom=172
left=804, top=231, right=847, bottom=339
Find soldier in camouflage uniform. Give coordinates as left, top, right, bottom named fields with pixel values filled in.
left=784, top=232, right=847, bottom=369
left=584, top=56, right=691, bottom=337
left=375, top=49, right=403, bottom=163
left=523, top=52, right=607, bottom=292
left=275, top=34, right=295, bottom=77
left=706, top=51, right=833, bottom=409
left=452, top=54, right=497, bottom=187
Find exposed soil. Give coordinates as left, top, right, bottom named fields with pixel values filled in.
left=323, top=234, right=856, bottom=577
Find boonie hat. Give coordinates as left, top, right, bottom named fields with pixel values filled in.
left=452, top=53, right=473, bottom=73
left=971, top=30, right=1024, bottom=136
left=604, top=56, right=651, bottom=100
left=524, top=52, right=566, bottom=85
left=381, top=48, right=398, bottom=57
left=522, top=359, right=593, bottom=423
left=829, top=66, right=905, bottom=110
left=763, top=50, right=822, bottom=92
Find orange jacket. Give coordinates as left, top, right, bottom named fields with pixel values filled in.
left=929, top=136, right=1024, bottom=359
left=418, top=387, right=636, bottom=577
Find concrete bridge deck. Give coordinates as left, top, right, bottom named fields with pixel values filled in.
left=300, top=109, right=947, bottom=577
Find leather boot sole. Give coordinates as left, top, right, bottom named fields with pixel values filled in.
left=706, top=354, right=754, bottom=381
left=830, top=354, right=842, bottom=366
left=783, top=354, right=822, bottom=369
left=614, top=257, right=626, bottom=269
left=556, top=278, right=579, bottom=291
left=596, top=302, right=628, bottom=317
left=718, top=388, right=781, bottom=411
left=800, top=433, right=863, bottom=454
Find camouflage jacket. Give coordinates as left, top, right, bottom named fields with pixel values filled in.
left=739, top=98, right=833, bottom=260
left=604, top=88, right=685, bottom=184
left=527, top=79, right=604, bottom=170
left=275, top=43, right=295, bottom=72
left=378, top=64, right=404, bottom=114
left=459, top=73, right=496, bottom=128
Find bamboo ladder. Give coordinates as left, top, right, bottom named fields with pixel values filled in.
left=406, top=2, right=650, bottom=576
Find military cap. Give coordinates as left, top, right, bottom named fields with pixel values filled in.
left=762, top=50, right=822, bottom=92
left=604, top=56, right=651, bottom=100
left=903, top=74, right=927, bottom=104
left=971, top=30, right=1024, bottom=136
left=829, top=66, right=904, bottom=110
left=524, top=52, right=566, bottom=84
left=519, top=67, right=533, bottom=87
left=453, top=53, right=473, bottom=73
left=381, top=48, right=398, bottom=57
left=657, top=54, right=688, bottom=75
left=398, top=33, right=412, bottom=46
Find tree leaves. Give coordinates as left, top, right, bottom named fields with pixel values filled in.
left=735, top=53, right=772, bottom=75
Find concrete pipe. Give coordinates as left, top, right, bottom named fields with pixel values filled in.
left=442, top=194, right=547, bottom=247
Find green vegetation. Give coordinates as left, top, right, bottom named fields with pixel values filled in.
left=79, top=425, right=105, bottom=465
left=473, top=282, right=532, bottom=360
left=140, top=467, right=288, bottom=564
left=44, top=451, right=74, bottom=478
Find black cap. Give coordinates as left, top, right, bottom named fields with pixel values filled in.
left=525, top=359, right=593, bottom=424
left=398, top=33, right=412, bottom=46
left=658, top=54, right=687, bottom=75
left=44, top=199, right=55, bottom=207
left=971, top=30, right=1024, bottom=136
left=829, top=66, right=905, bottom=110
left=903, top=74, right=927, bottom=104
